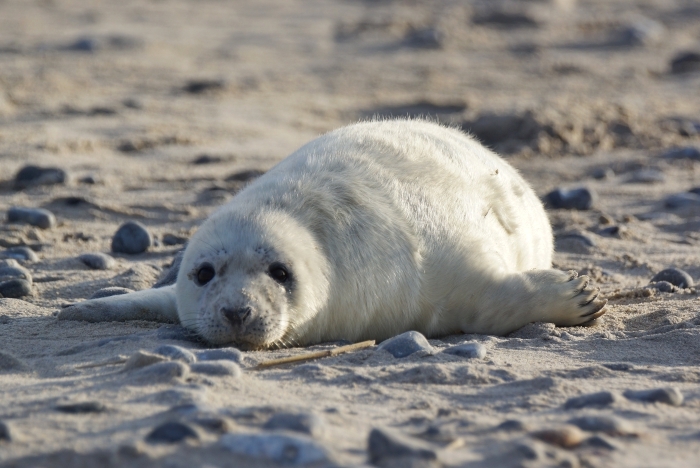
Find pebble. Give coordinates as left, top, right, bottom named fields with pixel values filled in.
left=568, top=415, right=636, bottom=436
left=1, top=247, right=39, bottom=262
left=190, top=361, right=241, bottom=377
left=55, top=401, right=107, bottom=414
left=624, top=387, right=683, bottom=406
left=0, top=351, right=27, bottom=371
left=7, top=207, right=56, bottom=229
left=162, top=233, right=187, bottom=246
left=626, top=169, right=665, bottom=184
left=89, top=287, right=134, bottom=299
left=591, top=167, right=615, bottom=180
left=263, top=412, right=326, bottom=438
left=403, top=28, right=443, bottom=49
left=183, top=79, right=225, bottom=94
left=652, top=281, right=677, bottom=293
left=225, top=169, right=265, bottom=182
left=473, top=10, right=539, bottom=28
left=531, top=425, right=585, bottom=449
left=146, top=421, right=199, bottom=444
left=443, top=342, right=486, bottom=359
left=195, top=348, right=242, bottom=363
left=220, top=432, right=330, bottom=465
left=564, top=391, right=619, bottom=409
left=78, top=252, right=116, bottom=270
left=377, top=331, right=434, bottom=358
left=128, top=361, right=189, bottom=384
left=14, top=165, right=67, bottom=189
left=544, top=187, right=594, bottom=210
left=650, top=268, right=694, bottom=288
left=497, top=420, right=530, bottom=432
left=690, top=187, right=700, bottom=195
left=368, top=427, right=438, bottom=464
left=664, top=193, right=700, bottom=209
left=0, top=263, right=32, bottom=284
left=670, top=51, right=700, bottom=74
left=0, top=420, right=11, bottom=441
left=662, top=146, right=700, bottom=161
left=154, top=345, right=196, bottom=364
left=598, top=225, right=625, bottom=238
left=554, top=232, right=596, bottom=254
left=618, top=18, right=664, bottom=46
left=79, top=175, right=97, bottom=184
left=192, top=154, right=223, bottom=165
left=124, top=351, right=168, bottom=371
left=0, top=279, right=32, bottom=298
left=111, top=221, right=152, bottom=254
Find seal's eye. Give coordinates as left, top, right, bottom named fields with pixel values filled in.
left=268, top=263, right=289, bottom=284
left=195, top=263, right=215, bottom=286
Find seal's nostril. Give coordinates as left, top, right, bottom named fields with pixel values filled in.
left=222, top=307, right=252, bottom=327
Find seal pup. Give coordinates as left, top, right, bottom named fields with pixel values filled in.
left=59, top=120, right=606, bottom=349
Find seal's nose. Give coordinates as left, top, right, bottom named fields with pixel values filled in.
left=222, top=307, right=252, bottom=327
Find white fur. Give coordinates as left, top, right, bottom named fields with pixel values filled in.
left=59, top=120, right=605, bottom=347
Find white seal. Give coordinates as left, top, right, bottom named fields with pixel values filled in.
left=59, top=120, right=606, bottom=348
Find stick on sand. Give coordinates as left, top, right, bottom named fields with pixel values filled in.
left=254, top=340, right=376, bottom=369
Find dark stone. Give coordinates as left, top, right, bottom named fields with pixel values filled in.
left=652, top=281, right=676, bottom=293
left=154, top=345, right=196, bottom=364
left=55, top=401, right=107, bottom=414
left=661, top=146, right=700, bottom=161
left=192, top=154, right=223, bottom=165
left=377, top=331, right=434, bottom=358
left=111, top=221, right=152, bottom=254
left=1, top=247, right=39, bottom=262
left=0, top=264, right=32, bottom=284
left=162, top=234, right=187, bottom=245
left=544, top=187, right=594, bottom=210
left=473, top=11, right=538, bottom=28
left=624, top=387, right=683, bottom=406
left=0, top=279, right=32, bottom=298
left=591, top=168, right=615, bottom=180
left=225, top=169, right=265, bottom=182
left=263, top=412, right=325, bottom=438
left=79, top=175, right=97, bottom=184
left=0, top=420, right=11, bottom=441
left=461, top=111, right=542, bottom=149
left=89, top=287, right=133, bottom=299
left=78, top=252, right=116, bottom=270
left=664, top=193, right=700, bottom=209
left=14, top=165, right=67, bottom=189
left=670, top=51, right=700, bottom=74
left=146, top=421, right=199, bottom=444
left=650, top=268, right=694, bottom=288
left=183, top=80, right=225, bottom=94
left=368, top=427, right=438, bottom=464
left=7, top=207, right=56, bottom=229
left=564, top=391, right=618, bottom=409
left=443, top=342, right=486, bottom=359
left=403, top=28, right=443, bottom=49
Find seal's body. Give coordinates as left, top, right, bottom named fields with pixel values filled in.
left=60, top=120, right=606, bottom=348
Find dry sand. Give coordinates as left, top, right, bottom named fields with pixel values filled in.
left=1, top=0, right=700, bottom=466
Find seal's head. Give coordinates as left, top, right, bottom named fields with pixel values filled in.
left=176, top=209, right=330, bottom=349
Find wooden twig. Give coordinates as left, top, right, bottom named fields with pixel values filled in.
left=254, top=340, right=375, bottom=369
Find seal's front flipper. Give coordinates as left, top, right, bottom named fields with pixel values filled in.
left=58, top=284, right=179, bottom=324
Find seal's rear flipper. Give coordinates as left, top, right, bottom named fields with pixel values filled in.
left=57, top=284, right=179, bottom=324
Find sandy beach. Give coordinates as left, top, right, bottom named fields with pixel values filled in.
left=1, top=0, right=700, bottom=466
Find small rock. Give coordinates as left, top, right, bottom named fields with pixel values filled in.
left=0, top=420, right=11, bottom=441
left=192, top=154, right=223, bottom=165
left=0, top=351, right=27, bottom=371
left=128, top=361, right=189, bottom=384
left=591, top=168, right=615, bottom=180
left=403, top=28, right=443, bottom=49
left=497, top=420, right=529, bottom=432
left=225, top=169, right=265, bottom=182
left=220, top=432, right=330, bottom=465
left=664, top=193, right=700, bottom=209
left=79, top=175, right=97, bottom=184
left=473, top=10, right=539, bottom=28
left=544, top=187, right=594, bottom=210
left=690, top=187, right=700, bottom=195
left=443, top=342, right=486, bottom=359
left=377, top=331, right=434, bottom=358
left=162, top=234, right=187, bottom=246
left=55, top=401, right=107, bottom=414
left=78, top=252, right=116, bottom=270
left=618, top=18, right=664, bottom=46
left=190, top=361, right=241, bottom=377
left=154, top=345, right=196, bottom=364
left=531, top=425, right=585, bottom=449
left=263, top=412, right=326, bottom=438
left=111, top=221, right=152, bottom=254
left=555, top=232, right=596, bottom=254
left=195, top=348, right=242, bottom=363
left=670, top=51, right=700, bottom=74
left=1, top=247, right=39, bottom=262
left=652, top=281, right=677, bottom=293
left=183, top=79, right=225, bottom=94
left=661, top=146, right=700, bottom=161
left=598, top=225, right=625, bottom=238
left=7, top=207, right=56, bottom=229
left=626, top=169, right=665, bottom=184
left=14, top=165, right=67, bottom=189
left=0, top=279, right=32, bottom=298
left=624, top=387, right=683, bottom=406
left=89, top=287, right=134, bottom=299
left=124, top=351, right=167, bottom=370
left=650, top=268, right=694, bottom=288
left=0, top=263, right=32, bottom=284
left=368, top=427, right=438, bottom=465
left=582, top=435, right=619, bottom=450
left=568, top=415, right=636, bottom=436
left=564, top=391, right=619, bottom=409
left=146, top=421, right=199, bottom=444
